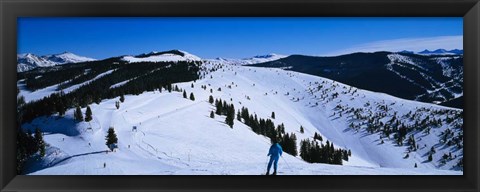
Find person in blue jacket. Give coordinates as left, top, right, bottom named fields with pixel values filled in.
left=266, top=141, right=283, bottom=175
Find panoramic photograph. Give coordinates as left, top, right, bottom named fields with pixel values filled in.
left=16, top=17, right=463, bottom=175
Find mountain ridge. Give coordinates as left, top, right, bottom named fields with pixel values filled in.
left=17, top=52, right=96, bottom=72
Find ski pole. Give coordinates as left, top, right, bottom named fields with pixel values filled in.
left=281, top=156, right=292, bottom=170
left=263, top=156, right=269, bottom=174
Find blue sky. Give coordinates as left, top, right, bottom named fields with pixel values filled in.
left=18, top=17, right=462, bottom=59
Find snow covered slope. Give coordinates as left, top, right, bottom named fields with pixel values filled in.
left=206, top=54, right=287, bottom=66
left=21, top=60, right=462, bottom=175
left=122, top=50, right=201, bottom=63
left=17, top=52, right=96, bottom=72
left=252, top=52, right=463, bottom=108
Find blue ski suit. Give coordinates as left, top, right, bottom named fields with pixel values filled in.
left=267, top=143, right=283, bottom=174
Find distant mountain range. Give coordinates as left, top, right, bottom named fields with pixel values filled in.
left=17, top=52, right=96, bottom=72
left=18, top=49, right=463, bottom=108
left=398, top=49, right=463, bottom=55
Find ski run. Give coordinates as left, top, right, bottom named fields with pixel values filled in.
left=19, top=55, right=462, bottom=175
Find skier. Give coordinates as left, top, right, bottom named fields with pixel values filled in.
left=266, top=141, right=283, bottom=175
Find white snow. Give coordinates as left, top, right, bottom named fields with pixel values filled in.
left=21, top=61, right=462, bottom=175
left=122, top=50, right=201, bottom=63
left=206, top=54, right=287, bottom=66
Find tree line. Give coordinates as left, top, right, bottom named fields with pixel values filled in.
left=20, top=61, right=200, bottom=123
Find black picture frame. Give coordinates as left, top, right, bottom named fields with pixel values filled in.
left=1, top=0, right=479, bottom=191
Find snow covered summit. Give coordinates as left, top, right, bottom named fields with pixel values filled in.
left=122, top=50, right=202, bottom=63
left=17, top=52, right=96, bottom=72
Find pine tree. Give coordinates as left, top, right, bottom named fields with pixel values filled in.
left=85, top=106, right=93, bottom=122
left=271, top=112, right=275, bottom=119
left=189, top=92, right=195, bottom=101
left=74, top=106, right=83, bottom=121
left=209, top=95, right=214, bottom=104
left=120, top=94, right=125, bottom=103
left=237, top=110, right=242, bottom=121
left=216, top=99, right=222, bottom=115
left=210, top=111, right=215, bottom=118
left=105, top=127, right=118, bottom=151
left=34, top=128, right=46, bottom=157
left=225, top=104, right=235, bottom=128
left=183, top=90, right=187, bottom=98
left=58, top=102, right=66, bottom=117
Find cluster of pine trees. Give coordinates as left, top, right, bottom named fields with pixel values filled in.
left=342, top=100, right=462, bottom=165
left=236, top=106, right=299, bottom=156
left=20, top=60, right=200, bottom=123
left=213, top=98, right=235, bottom=128
left=238, top=107, right=276, bottom=140
left=299, top=138, right=349, bottom=165
left=20, top=58, right=119, bottom=91
left=73, top=105, right=93, bottom=122
left=16, top=88, right=46, bottom=174
left=16, top=128, right=46, bottom=174
left=183, top=90, right=195, bottom=101
left=278, top=132, right=298, bottom=156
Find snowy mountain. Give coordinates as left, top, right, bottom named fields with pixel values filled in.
left=17, top=52, right=96, bottom=72
left=206, top=53, right=287, bottom=66
left=17, top=50, right=463, bottom=175
left=251, top=52, right=463, bottom=108
left=122, top=50, right=202, bottom=63
left=417, top=49, right=463, bottom=55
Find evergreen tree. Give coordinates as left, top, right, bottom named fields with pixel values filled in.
left=120, top=94, right=125, bottom=103
left=209, top=95, right=214, bottom=104
left=215, top=99, right=222, bottom=115
left=280, top=133, right=298, bottom=156
left=74, top=106, right=83, bottom=121
left=210, top=111, right=215, bottom=118
left=189, top=92, right=195, bottom=101
left=34, top=128, right=46, bottom=157
left=183, top=90, right=187, bottom=98
left=58, top=102, right=66, bottom=117
left=105, top=127, right=118, bottom=151
left=237, top=110, right=242, bottom=121
left=225, top=104, right=235, bottom=128
left=85, top=106, right=93, bottom=122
